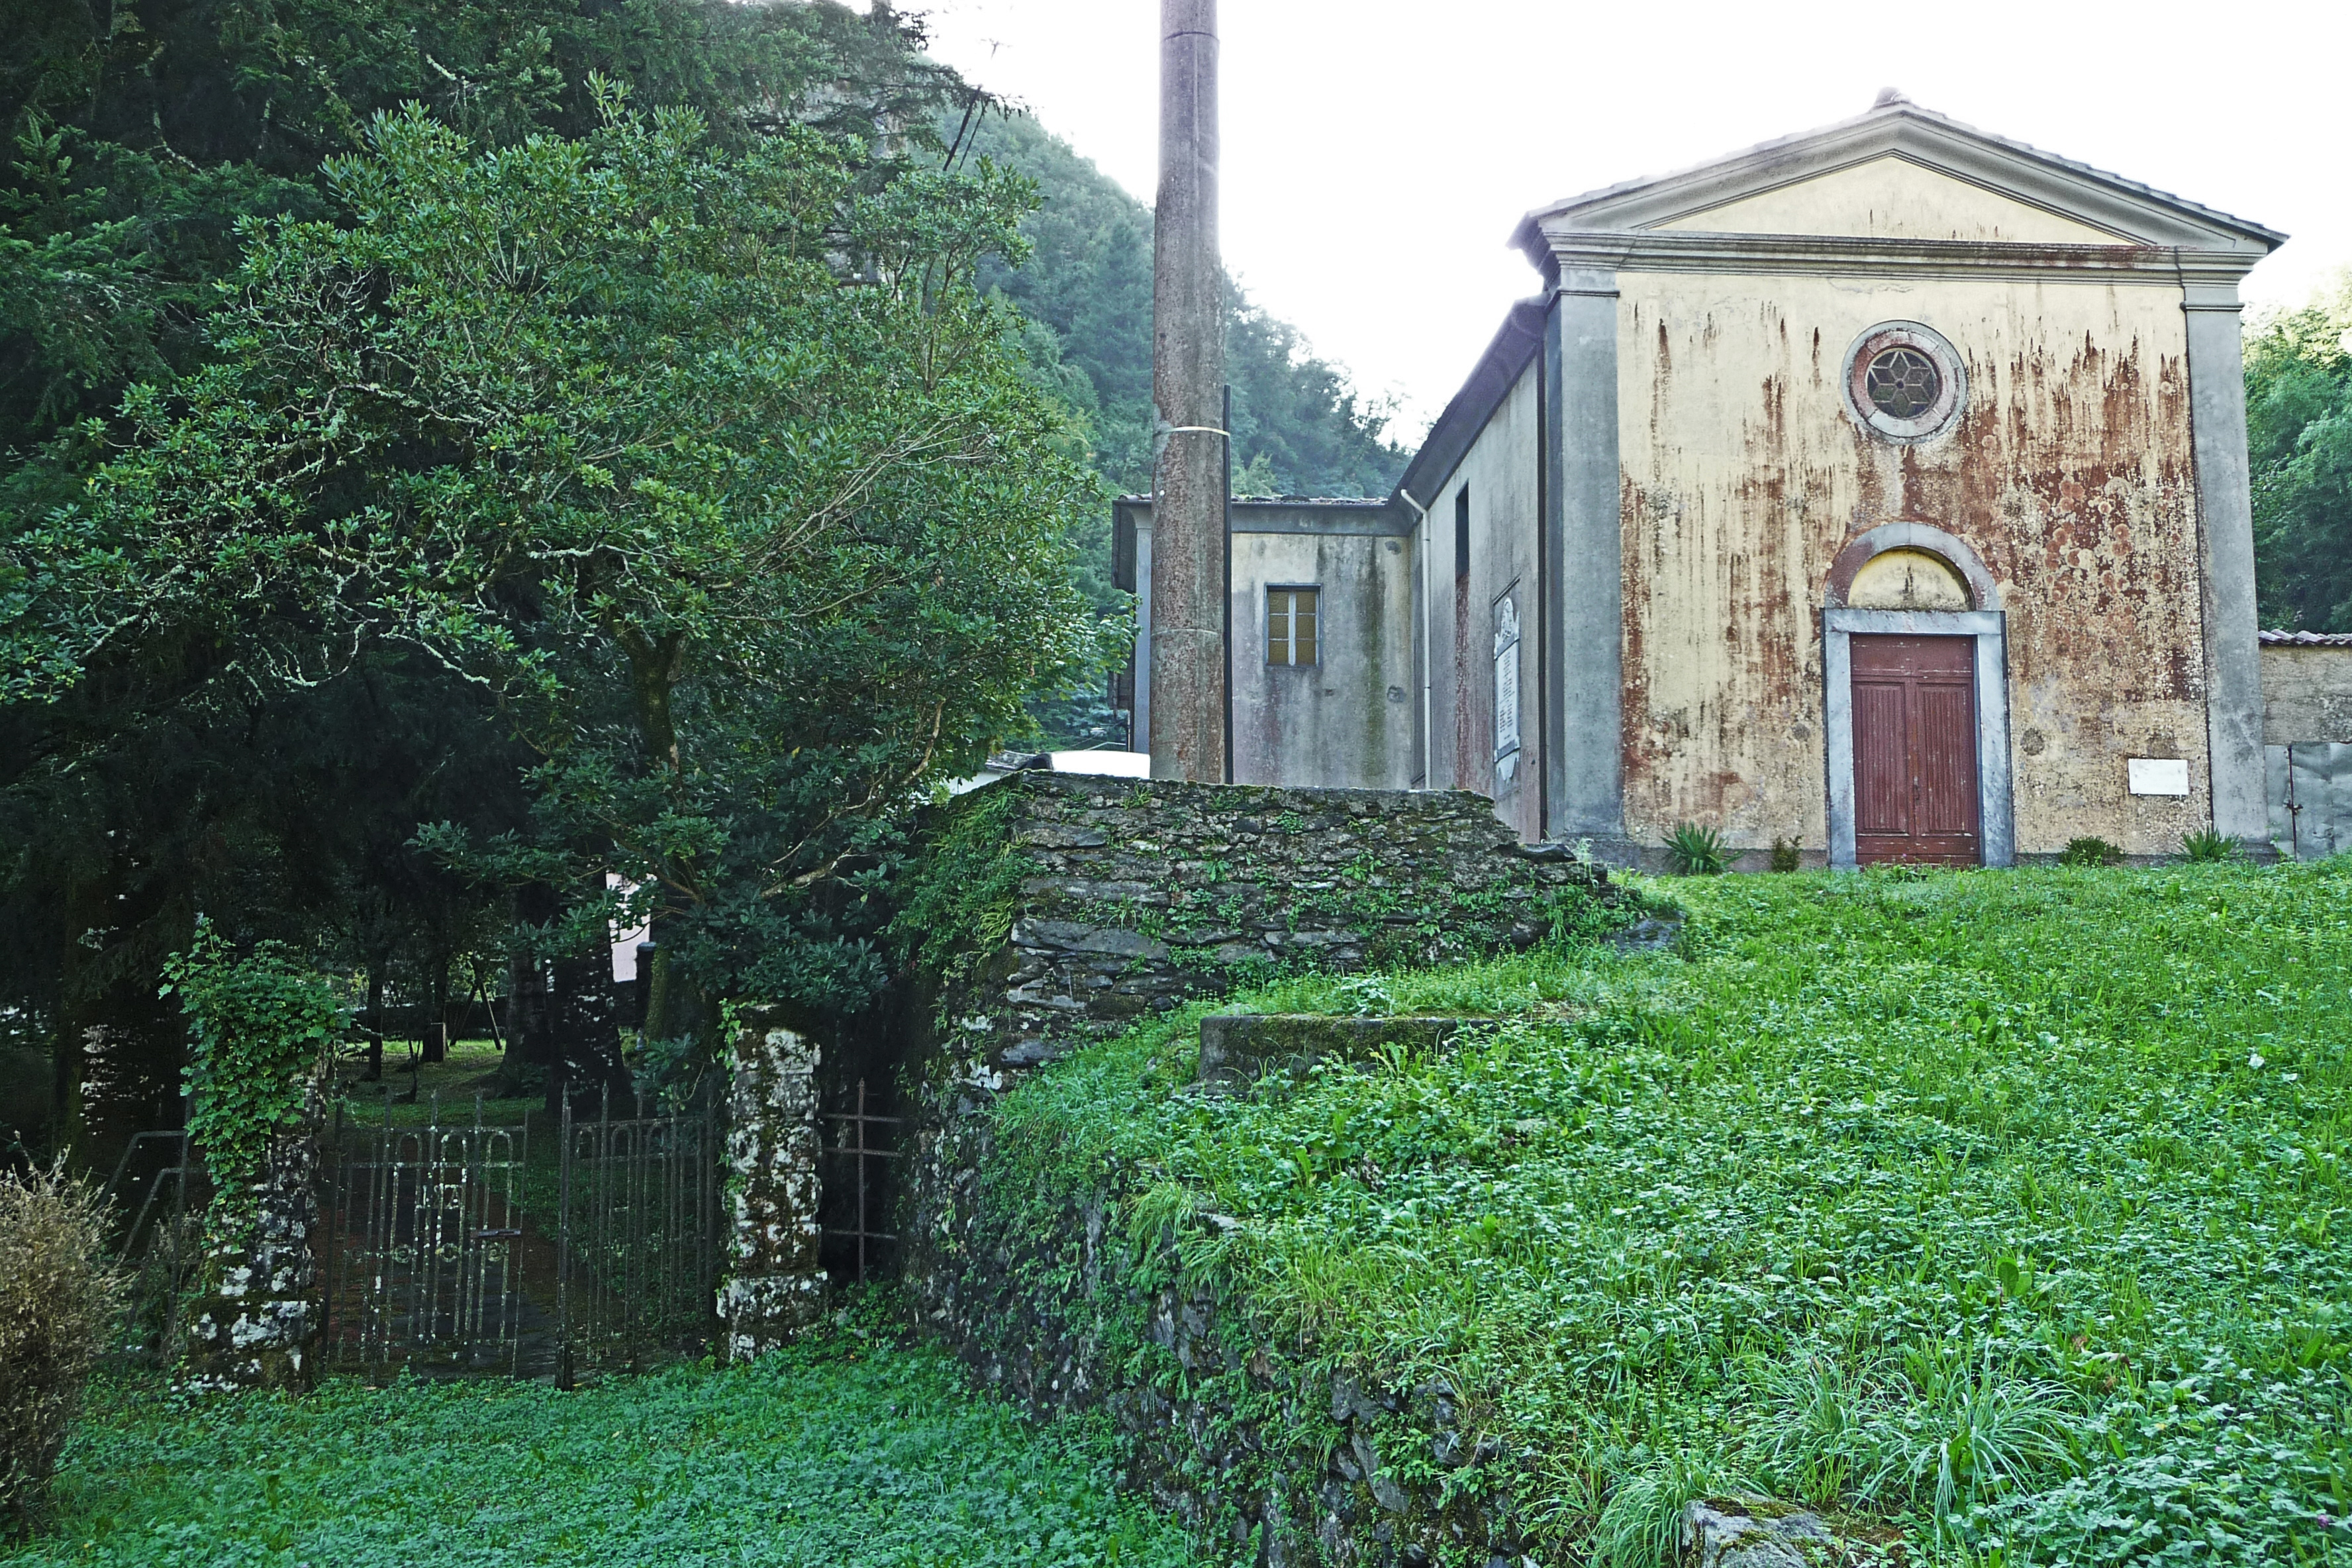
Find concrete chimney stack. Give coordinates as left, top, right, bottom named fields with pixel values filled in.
left=1148, top=0, right=1226, bottom=782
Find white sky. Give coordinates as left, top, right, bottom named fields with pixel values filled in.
left=914, top=0, right=2352, bottom=444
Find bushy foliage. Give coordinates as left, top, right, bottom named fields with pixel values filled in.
left=0, top=1163, right=122, bottom=1530
left=981, top=861, right=2352, bottom=1564
left=15, top=1299, right=1198, bottom=1565
left=10, top=96, right=1104, bottom=1036
left=2059, top=836, right=2124, bottom=867
left=1, top=0, right=990, bottom=1165
left=2245, top=271, right=2352, bottom=631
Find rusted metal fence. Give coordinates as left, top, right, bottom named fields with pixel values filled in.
left=319, top=1090, right=532, bottom=1377
left=821, top=1079, right=901, bottom=1283
left=97, top=1127, right=202, bottom=1367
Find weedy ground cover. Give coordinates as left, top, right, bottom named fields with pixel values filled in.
left=5, top=1300, right=1191, bottom=1567
left=991, top=860, right=2352, bottom=1564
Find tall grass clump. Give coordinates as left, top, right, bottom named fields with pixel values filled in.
left=2180, top=827, right=2241, bottom=862
left=1, top=1165, right=122, bottom=1530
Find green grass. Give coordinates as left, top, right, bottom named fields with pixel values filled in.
left=8, top=1302, right=1195, bottom=1567
left=986, top=860, right=2352, bottom=1564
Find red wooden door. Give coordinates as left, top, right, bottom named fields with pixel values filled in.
left=1851, top=635, right=1980, bottom=865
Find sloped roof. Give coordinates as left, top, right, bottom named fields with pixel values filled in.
left=2261, top=628, right=2352, bottom=648
left=1511, top=91, right=2284, bottom=260
left=1389, top=297, right=1546, bottom=513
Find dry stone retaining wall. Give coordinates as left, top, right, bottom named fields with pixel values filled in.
left=888, top=773, right=1634, bottom=1565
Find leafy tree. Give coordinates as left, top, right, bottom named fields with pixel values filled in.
left=1, top=0, right=980, bottom=1159
left=0, top=0, right=1414, bottom=1152
left=2245, top=271, right=2352, bottom=632
left=9, top=98, right=1099, bottom=1061
left=1, top=0, right=958, bottom=452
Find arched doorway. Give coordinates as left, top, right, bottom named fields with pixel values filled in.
left=1822, top=524, right=2015, bottom=869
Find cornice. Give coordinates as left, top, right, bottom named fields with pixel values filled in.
left=1510, top=102, right=2283, bottom=264
left=1530, top=228, right=2264, bottom=289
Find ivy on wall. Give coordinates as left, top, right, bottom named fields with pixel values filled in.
left=161, top=922, right=339, bottom=1226
left=887, top=786, right=1036, bottom=991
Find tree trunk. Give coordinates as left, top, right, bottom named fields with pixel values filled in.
left=55, top=863, right=189, bottom=1175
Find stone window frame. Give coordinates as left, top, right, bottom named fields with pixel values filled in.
left=1265, top=583, right=1320, bottom=667
left=1492, top=584, right=1522, bottom=783
left=1821, top=522, right=2015, bottom=869
left=1841, top=320, right=1968, bottom=444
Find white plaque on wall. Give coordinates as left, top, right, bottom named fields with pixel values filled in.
left=2127, top=758, right=2190, bottom=797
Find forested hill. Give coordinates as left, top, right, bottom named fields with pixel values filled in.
left=967, top=111, right=1409, bottom=502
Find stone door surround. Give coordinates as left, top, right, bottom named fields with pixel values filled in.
left=1822, top=522, right=2014, bottom=870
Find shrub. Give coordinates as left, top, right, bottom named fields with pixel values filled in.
left=1, top=1163, right=123, bottom=1529
left=1665, top=822, right=1730, bottom=875
left=1769, top=836, right=1801, bottom=873
left=2181, top=827, right=2241, bottom=862
left=2057, top=836, right=2122, bottom=867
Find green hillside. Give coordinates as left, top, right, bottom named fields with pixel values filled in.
left=969, top=110, right=1410, bottom=505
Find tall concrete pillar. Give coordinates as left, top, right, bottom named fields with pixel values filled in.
left=1148, top=0, right=1226, bottom=781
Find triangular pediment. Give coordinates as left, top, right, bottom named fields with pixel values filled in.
left=1512, top=96, right=2282, bottom=260
left=1651, top=154, right=2128, bottom=244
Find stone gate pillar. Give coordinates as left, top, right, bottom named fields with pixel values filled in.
left=716, top=1009, right=826, bottom=1359
left=183, top=1101, right=322, bottom=1392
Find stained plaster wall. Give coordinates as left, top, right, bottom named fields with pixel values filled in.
left=1421, top=360, right=1544, bottom=841
left=2261, top=646, right=2352, bottom=744
left=1614, top=270, right=2214, bottom=859
left=1229, top=528, right=1418, bottom=789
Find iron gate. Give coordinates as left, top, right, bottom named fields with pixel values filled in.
left=320, top=1091, right=533, bottom=1375
left=554, top=1085, right=725, bottom=1372
left=317, top=1083, right=722, bottom=1380
left=97, top=1127, right=203, bottom=1367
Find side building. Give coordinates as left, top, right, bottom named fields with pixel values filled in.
left=1115, top=496, right=1422, bottom=791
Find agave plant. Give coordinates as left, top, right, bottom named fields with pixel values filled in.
left=1665, top=822, right=1730, bottom=876
left=2180, top=828, right=2241, bottom=863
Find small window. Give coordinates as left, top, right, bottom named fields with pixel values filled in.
left=1453, top=487, right=1471, bottom=582
left=1267, top=586, right=1319, bottom=666
left=1841, top=320, right=1965, bottom=443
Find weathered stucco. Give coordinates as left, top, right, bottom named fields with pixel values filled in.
left=1122, top=500, right=1418, bottom=793
left=2261, top=644, right=2352, bottom=744
left=1228, top=529, right=1417, bottom=789
left=1655, top=154, right=2128, bottom=244
left=1422, top=360, right=1543, bottom=840
left=1615, top=268, right=2213, bottom=858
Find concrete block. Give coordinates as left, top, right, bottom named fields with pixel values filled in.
left=1197, top=1014, right=1475, bottom=1091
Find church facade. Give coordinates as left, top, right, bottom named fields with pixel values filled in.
left=1121, top=94, right=2286, bottom=867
